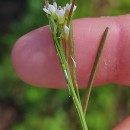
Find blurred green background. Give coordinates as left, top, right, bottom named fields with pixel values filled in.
left=0, top=0, right=130, bottom=130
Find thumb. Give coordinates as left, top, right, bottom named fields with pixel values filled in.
left=11, top=14, right=130, bottom=88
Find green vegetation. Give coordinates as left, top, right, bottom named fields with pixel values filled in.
left=0, top=0, right=130, bottom=130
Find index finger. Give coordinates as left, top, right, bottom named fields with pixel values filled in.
left=11, top=14, right=130, bottom=88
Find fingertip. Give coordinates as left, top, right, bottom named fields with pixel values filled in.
left=11, top=26, right=66, bottom=88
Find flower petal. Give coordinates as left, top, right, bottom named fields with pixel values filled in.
left=43, top=8, right=51, bottom=14
left=65, top=3, right=71, bottom=11
left=53, top=2, right=57, bottom=10
left=65, top=3, right=77, bottom=12
left=56, top=8, right=65, bottom=19
left=73, top=5, right=77, bottom=12
left=49, top=5, right=56, bottom=14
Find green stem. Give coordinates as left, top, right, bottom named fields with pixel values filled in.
left=83, top=27, right=109, bottom=115
left=49, top=16, right=88, bottom=130
left=69, top=21, right=81, bottom=104
left=50, top=23, right=88, bottom=130
left=64, top=39, right=68, bottom=62
left=55, top=35, right=88, bottom=130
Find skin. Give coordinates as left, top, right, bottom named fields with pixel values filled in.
left=11, top=14, right=130, bottom=129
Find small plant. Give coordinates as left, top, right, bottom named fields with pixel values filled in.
left=43, top=0, right=109, bottom=129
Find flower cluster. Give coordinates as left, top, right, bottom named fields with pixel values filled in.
left=43, top=2, right=77, bottom=40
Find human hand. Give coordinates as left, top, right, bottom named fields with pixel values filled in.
left=11, top=14, right=130, bottom=129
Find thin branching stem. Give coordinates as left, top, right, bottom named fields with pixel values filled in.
left=45, top=2, right=88, bottom=129
left=69, top=21, right=81, bottom=103
left=54, top=33, right=88, bottom=130
left=64, top=39, right=68, bottom=62
left=44, top=0, right=49, bottom=8
left=52, top=0, right=55, bottom=3
left=67, top=0, right=81, bottom=104
left=49, top=17, right=88, bottom=130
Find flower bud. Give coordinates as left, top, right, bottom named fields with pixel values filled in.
left=63, top=25, right=69, bottom=40
left=65, top=3, right=77, bottom=18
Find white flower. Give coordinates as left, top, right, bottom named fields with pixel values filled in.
left=43, top=2, right=57, bottom=19
left=63, top=25, right=69, bottom=40
left=65, top=3, right=77, bottom=12
left=48, top=3, right=57, bottom=14
left=53, top=2, right=57, bottom=10
left=56, top=8, right=65, bottom=24
left=65, top=3, right=77, bottom=18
